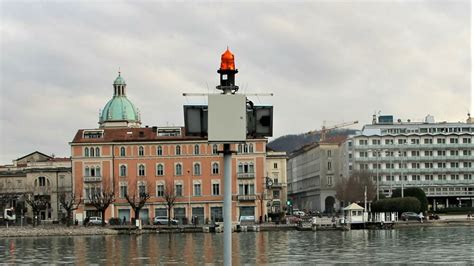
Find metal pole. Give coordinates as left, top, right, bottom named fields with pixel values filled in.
left=223, top=143, right=232, bottom=266
left=376, top=151, right=379, bottom=201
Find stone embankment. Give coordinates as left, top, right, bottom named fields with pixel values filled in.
left=0, top=226, right=118, bottom=238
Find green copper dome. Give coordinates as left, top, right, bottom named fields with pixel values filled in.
left=99, top=72, right=141, bottom=127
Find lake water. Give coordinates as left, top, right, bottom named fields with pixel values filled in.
left=1, top=226, right=473, bottom=264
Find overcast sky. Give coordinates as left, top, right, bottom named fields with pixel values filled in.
left=0, top=1, right=470, bottom=164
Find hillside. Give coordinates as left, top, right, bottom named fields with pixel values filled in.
left=267, top=129, right=358, bottom=155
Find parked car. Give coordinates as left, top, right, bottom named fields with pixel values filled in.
left=401, top=212, right=421, bottom=221
left=293, top=209, right=306, bottom=217
left=428, top=213, right=440, bottom=220
left=153, top=216, right=178, bottom=225
left=88, top=216, right=106, bottom=226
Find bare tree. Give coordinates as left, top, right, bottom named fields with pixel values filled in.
left=88, top=181, right=115, bottom=226
left=59, top=191, right=82, bottom=227
left=125, top=180, right=151, bottom=222
left=335, top=170, right=376, bottom=207
left=23, top=192, right=49, bottom=227
left=163, top=182, right=177, bottom=227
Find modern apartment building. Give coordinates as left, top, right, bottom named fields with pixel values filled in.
left=0, top=151, right=72, bottom=222
left=346, top=114, right=474, bottom=210
left=287, top=136, right=346, bottom=213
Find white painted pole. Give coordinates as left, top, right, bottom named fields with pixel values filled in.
left=223, top=143, right=232, bottom=266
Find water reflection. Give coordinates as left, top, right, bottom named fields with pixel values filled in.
left=1, top=226, right=473, bottom=264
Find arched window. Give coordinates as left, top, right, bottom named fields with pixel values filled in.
left=138, top=164, right=145, bottom=176
left=96, top=166, right=101, bottom=177
left=84, top=147, right=89, bottom=157
left=156, top=164, right=164, bottom=176
left=120, top=165, right=127, bottom=177
left=85, top=167, right=90, bottom=176
left=95, top=147, right=100, bottom=157
left=38, top=176, right=46, bottom=187
left=91, top=167, right=96, bottom=177
left=238, top=163, right=243, bottom=173
left=194, top=163, right=201, bottom=175
left=212, top=144, right=218, bottom=155
left=175, top=163, right=182, bottom=176
left=120, top=147, right=126, bottom=156
left=249, top=144, right=254, bottom=153
left=212, top=163, right=219, bottom=174
left=238, top=144, right=242, bottom=153
left=194, top=144, right=200, bottom=155
left=176, top=145, right=181, bottom=155
left=139, top=146, right=144, bottom=156
left=243, top=144, right=248, bottom=153
left=90, top=148, right=95, bottom=157
left=157, top=145, right=163, bottom=156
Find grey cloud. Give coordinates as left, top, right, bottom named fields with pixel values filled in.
left=0, top=1, right=470, bottom=163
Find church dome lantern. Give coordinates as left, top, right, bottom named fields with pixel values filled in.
left=99, top=72, right=141, bottom=128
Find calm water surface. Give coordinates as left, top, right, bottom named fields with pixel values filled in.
left=1, top=226, right=473, bottom=264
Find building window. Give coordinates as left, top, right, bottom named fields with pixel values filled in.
left=176, top=145, right=181, bottom=155
left=450, top=138, right=458, bottom=144
left=120, top=147, right=126, bottom=156
left=90, top=147, right=95, bottom=157
left=38, top=176, right=46, bottom=187
left=327, top=162, right=332, bottom=170
left=249, top=144, right=254, bottom=153
left=85, top=167, right=90, bottom=176
left=175, top=184, right=183, bottom=197
left=193, top=163, right=201, bottom=175
left=119, top=183, right=127, bottom=198
left=194, top=144, right=200, bottom=155
left=156, top=184, right=164, bottom=197
left=238, top=144, right=242, bottom=153
left=156, top=164, right=164, bottom=176
left=238, top=183, right=255, bottom=195
left=327, top=176, right=333, bottom=186
left=95, top=147, right=100, bottom=157
left=120, top=165, right=127, bottom=177
left=138, top=182, right=147, bottom=195
left=84, top=148, right=89, bottom=157
left=238, top=162, right=254, bottom=173
left=194, top=183, right=201, bottom=196
left=139, top=146, right=144, bottom=156
left=138, top=164, right=145, bottom=176
left=212, top=183, right=220, bottom=196
left=157, top=145, right=163, bottom=156
left=359, top=140, right=368, bottom=145
left=90, top=167, right=96, bottom=176
left=327, top=150, right=332, bottom=157
left=212, top=162, right=219, bottom=174
left=175, top=163, right=182, bottom=176
left=244, top=144, right=249, bottom=153
left=273, top=190, right=280, bottom=199
left=463, top=138, right=471, bottom=144
left=96, top=166, right=101, bottom=176
left=212, top=144, right=218, bottom=155
left=273, top=163, right=278, bottom=169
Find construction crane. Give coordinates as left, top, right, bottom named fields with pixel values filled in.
left=307, top=120, right=359, bottom=142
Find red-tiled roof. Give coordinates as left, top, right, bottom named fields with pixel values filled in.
left=71, top=127, right=207, bottom=144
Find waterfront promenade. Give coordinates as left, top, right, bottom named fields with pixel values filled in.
left=1, top=214, right=472, bottom=238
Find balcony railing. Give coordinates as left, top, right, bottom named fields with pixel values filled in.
left=355, top=155, right=474, bottom=162
left=272, top=182, right=283, bottom=188
left=237, top=172, right=255, bottom=179
left=237, top=195, right=257, bottom=201
left=84, top=176, right=102, bottom=182
left=354, top=143, right=474, bottom=150
left=379, top=179, right=473, bottom=186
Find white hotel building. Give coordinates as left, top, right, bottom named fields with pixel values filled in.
left=345, top=114, right=474, bottom=210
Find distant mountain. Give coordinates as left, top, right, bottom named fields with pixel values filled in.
left=267, top=129, right=358, bottom=155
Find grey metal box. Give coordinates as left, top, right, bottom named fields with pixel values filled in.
left=208, top=94, right=246, bottom=142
